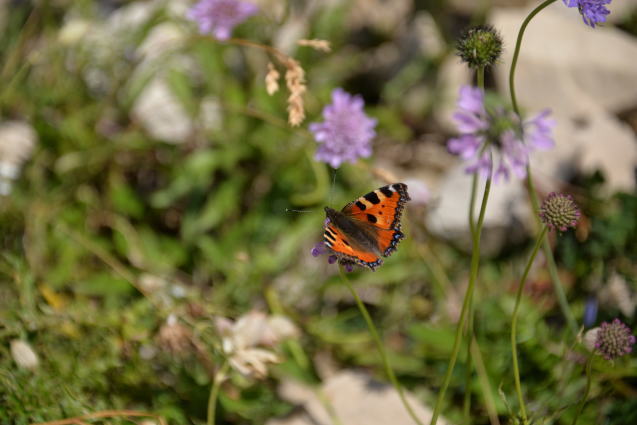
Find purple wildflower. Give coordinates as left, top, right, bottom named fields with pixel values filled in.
left=187, top=0, right=258, bottom=40
left=447, top=86, right=555, bottom=182
left=594, top=319, right=635, bottom=361
left=309, top=88, right=377, bottom=169
left=311, top=241, right=356, bottom=271
left=563, top=0, right=611, bottom=28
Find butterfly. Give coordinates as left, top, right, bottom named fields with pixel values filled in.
left=323, top=183, right=411, bottom=271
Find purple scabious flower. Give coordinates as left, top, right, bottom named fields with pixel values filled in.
left=594, top=318, right=635, bottom=361
left=563, top=0, right=611, bottom=28
left=309, top=88, right=377, bottom=169
left=187, top=0, right=258, bottom=40
left=447, top=86, right=555, bottom=182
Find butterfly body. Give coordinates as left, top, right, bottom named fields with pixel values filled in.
left=323, top=183, right=410, bottom=271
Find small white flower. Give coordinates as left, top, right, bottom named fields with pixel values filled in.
left=215, top=311, right=298, bottom=378
left=10, top=340, right=39, bottom=370
left=228, top=348, right=280, bottom=379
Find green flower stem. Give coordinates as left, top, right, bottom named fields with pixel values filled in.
left=463, top=66, right=485, bottom=424
left=338, top=266, right=424, bottom=425
left=527, top=169, right=579, bottom=336
left=507, top=0, right=578, bottom=336
left=572, top=355, right=594, bottom=425
left=469, top=174, right=479, bottom=238
left=207, top=361, right=229, bottom=425
left=511, top=225, right=548, bottom=422
left=462, top=298, right=475, bottom=424
left=430, top=177, right=492, bottom=425
left=470, top=336, right=501, bottom=425
left=508, top=0, right=556, bottom=117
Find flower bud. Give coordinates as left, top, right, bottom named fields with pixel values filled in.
left=456, top=25, right=503, bottom=68
left=594, top=318, right=635, bottom=361
left=539, top=192, right=581, bottom=232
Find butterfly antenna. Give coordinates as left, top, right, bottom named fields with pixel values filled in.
left=285, top=208, right=315, bottom=213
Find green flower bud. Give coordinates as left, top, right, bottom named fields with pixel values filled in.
left=456, top=25, right=503, bottom=69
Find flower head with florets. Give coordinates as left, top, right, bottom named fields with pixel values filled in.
left=563, top=0, right=612, bottom=28
left=456, top=25, right=503, bottom=68
left=593, top=318, right=635, bottom=361
left=539, top=192, right=581, bottom=232
left=447, top=86, right=555, bottom=182
left=187, top=0, right=258, bottom=40
left=309, top=88, right=377, bottom=169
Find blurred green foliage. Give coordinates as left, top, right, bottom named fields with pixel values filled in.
left=0, top=1, right=636, bottom=425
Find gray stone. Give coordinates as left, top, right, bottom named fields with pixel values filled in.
left=491, top=5, right=637, bottom=192
left=268, top=371, right=449, bottom=425
left=426, top=165, right=533, bottom=254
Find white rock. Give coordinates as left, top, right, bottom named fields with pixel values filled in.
left=526, top=107, right=637, bottom=194
left=200, top=96, right=223, bottom=132
left=608, top=2, right=637, bottom=23
left=269, top=370, right=449, bottom=425
left=414, top=11, right=446, bottom=57
left=403, top=178, right=431, bottom=206
left=433, top=56, right=472, bottom=133
left=449, top=0, right=531, bottom=14
left=493, top=5, right=637, bottom=114
left=347, top=0, right=412, bottom=34
left=599, top=273, right=636, bottom=318
left=132, top=77, right=193, bottom=144
left=0, top=121, right=37, bottom=166
left=426, top=165, right=533, bottom=253
left=491, top=5, right=637, bottom=192
left=10, top=340, right=39, bottom=370
left=0, top=120, right=37, bottom=195
left=137, top=22, right=186, bottom=63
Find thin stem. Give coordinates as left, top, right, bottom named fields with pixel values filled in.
left=508, top=0, right=557, bottom=115
left=526, top=169, right=579, bottom=336
left=338, top=267, right=424, bottom=425
left=462, top=298, right=475, bottom=424
left=463, top=65, right=485, bottom=424
left=471, top=336, right=501, bottom=425
left=511, top=225, right=548, bottom=422
left=476, top=67, right=485, bottom=95
left=469, top=174, right=479, bottom=238
left=507, top=0, right=578, bottom=336
left=572, top=355, right=594, bottom=425
left=226, top=37, right=291, bottom=64
left=430, top=177, right=492, bottom=425
left=207, top=361, right=229, bottom=425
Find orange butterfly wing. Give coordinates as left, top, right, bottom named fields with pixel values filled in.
left=341, top=183, right=410, bottom=257
left=322, top=183, right=410, bottom=270
left=323, top=223, right=383, bottom=270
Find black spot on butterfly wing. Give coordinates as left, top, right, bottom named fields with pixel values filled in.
left=366, top=214, right=377, bottom=223
left=364, top=192, right=381, bottom=205
left=380, top=186, right=393, bottom=197
left=355, top=201, right=367, bottom=211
